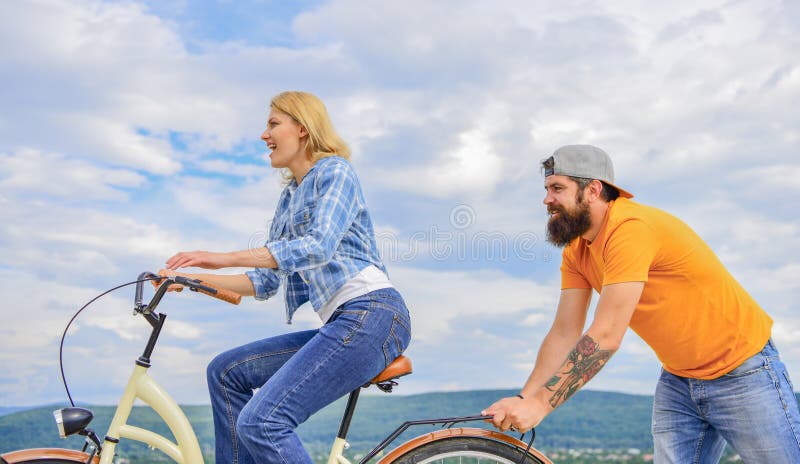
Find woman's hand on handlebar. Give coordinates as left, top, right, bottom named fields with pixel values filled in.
left=154, top=269, right=188, bottom=292
left=165, top=250, right=232, bottom=270
left=154, top=264, right=256, bottom=298
left=153, top=269, right=244, bottom=304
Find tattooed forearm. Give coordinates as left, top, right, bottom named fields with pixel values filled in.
left=544, top=334, right=614, bottom=409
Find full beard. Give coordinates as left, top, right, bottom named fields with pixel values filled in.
left=546, top=200, right=592, bottom=247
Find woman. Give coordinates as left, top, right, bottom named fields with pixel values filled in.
left=160, top=91, right=411, bottom=464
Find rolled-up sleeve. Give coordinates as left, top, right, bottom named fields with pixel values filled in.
left=245, top=267, right=281, bottom=301
left=266, top=160, right=361, bottom=272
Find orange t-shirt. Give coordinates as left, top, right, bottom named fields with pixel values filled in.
left=561, top=198, right=772, bottom=379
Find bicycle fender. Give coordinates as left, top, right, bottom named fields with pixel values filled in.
left=1, top=448, right=99, bottom=463
left=377, top=427, right=552, bottom=464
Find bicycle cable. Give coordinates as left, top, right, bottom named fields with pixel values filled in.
left=58, top=276, right=163, bottom=406
left=517, top=428, right=536, bottom=464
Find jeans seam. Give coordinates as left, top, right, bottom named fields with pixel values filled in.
left=369, top=288, right=402, bottom=302
left=771, top=366, right=800, bottom=450
left=393, top=312, right=411, bottom=334
left=394, top=323, right=403, bottom=354
left=382, top=316, right=397, bottom=365
left=693, top=422, right=708, bottom=464
left=219, top=348, right=300, bottom=464
left=264, top=419, right=290, bottom=464
left=220, top=380, right=238, bottom=464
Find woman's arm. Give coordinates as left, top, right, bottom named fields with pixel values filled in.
left=162, top=249, right=280, bottom=300
left=165, top=248, right=278, bottom=270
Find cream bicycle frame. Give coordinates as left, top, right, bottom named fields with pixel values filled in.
left=327, top=437, right=350, bottom=463
left=99, top=363, right=203, bottom=464
left=0, top=275, right=552, bottom=464
left=98, top=363, right=363, bottom=464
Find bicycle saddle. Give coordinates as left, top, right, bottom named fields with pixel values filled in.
left=370, top=355, right=412, bottom=385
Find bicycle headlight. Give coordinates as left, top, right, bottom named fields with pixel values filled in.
left=53, top=407, right=94, bottom=438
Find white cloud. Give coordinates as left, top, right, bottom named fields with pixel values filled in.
left=0, top=0, right=188, bottom=173
left=522, top=312, right=550, bottom=327
left=668, top=197, right=800, bottom=273
left=0, top=148, right=146, bottom=200
left=730, top=163, right=800, bottom=191
left=1, top=198, right=181, bottom=277
left=68, top=117, right=183, bottom=175
left=390, top=266, right=558, bottom=341
left=0, top=0, right=354, bottom=175
left=0, top=268, right=138, bottom=404
left=1, top=0, right=799, bottom=406
left=194, top=159, right=268, bottom=178
left=375, top=127, right=505, bottom=198
left=167, top=174, right=283, bottom=238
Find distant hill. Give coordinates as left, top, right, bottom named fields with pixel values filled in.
left=295, top=389, right=655, bottom=456
left=0, top=407, right=30, bottom=417
left=2, top=390, right=797, bottom=463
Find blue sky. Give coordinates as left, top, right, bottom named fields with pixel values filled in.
left=0, top=0, right=798, bottom=407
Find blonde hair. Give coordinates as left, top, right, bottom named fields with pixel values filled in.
left=270, top=91, right=350, bottom=169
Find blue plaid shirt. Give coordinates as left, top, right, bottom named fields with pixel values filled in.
left=246, top=156, right=387, bottom=323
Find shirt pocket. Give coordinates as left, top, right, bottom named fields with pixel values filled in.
left=291, top=207, right=312, bottom=236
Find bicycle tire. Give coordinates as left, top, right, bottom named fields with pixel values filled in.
left=4, top=460, right=85, bottom=464
left=1, top=448, right=98, bottom=464
left=389, top=436, right=546, bottom=464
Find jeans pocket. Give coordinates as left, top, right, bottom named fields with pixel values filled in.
left=382, top=315, right=411, bottom=366
left=328, top=309, right=369, bottom=345
left=723, top=352, right=766, bottom=378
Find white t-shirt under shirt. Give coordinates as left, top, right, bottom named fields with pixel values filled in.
left=317, top=265, right=394, bottom=323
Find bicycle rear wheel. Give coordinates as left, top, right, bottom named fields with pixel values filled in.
left=1, top=448, right=98, bottom=464
left=389, top=436, right=546, bottom=464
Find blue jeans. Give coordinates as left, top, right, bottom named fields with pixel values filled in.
left=653, top=339, right=800, bottom=463
left=207, top=288, right=411, bottom=464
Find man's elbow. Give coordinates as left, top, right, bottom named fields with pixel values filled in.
left=587, top=328, right=625, bottom=352
left=603, top=337, right=623, bottom=352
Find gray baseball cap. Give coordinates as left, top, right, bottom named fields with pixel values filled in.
left=544, top=144, right=633, bottom=198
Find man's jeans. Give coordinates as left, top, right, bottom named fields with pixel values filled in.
left=653, top=339, right=800, bottom=463
left=207, top=288, right=411, bottom=464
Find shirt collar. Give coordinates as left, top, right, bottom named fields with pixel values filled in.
left=287, top=159, right=323, bottom=193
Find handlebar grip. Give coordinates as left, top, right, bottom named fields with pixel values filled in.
left=152, top=274, right=240, bottom=304
left=192, top=279, right=242, bottom=305
left=151, top=277, right=183, bottom=292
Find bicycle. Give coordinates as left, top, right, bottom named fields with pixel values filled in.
left=1, top=272, right=552, bottom=464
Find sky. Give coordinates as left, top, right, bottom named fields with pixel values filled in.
left=0, top=0, right=798, bottom=407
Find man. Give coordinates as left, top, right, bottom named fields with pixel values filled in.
left=483, top=145, right=800, bottom=463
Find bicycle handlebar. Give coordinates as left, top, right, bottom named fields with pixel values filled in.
left=136, top=271, right=242, bottom=310
left=172, top=275, right=242, bottom=305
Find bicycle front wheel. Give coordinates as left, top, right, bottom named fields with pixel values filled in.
left=389, top=436, right=546, bottom=464
left=5, top=459, right=83, bottom=464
